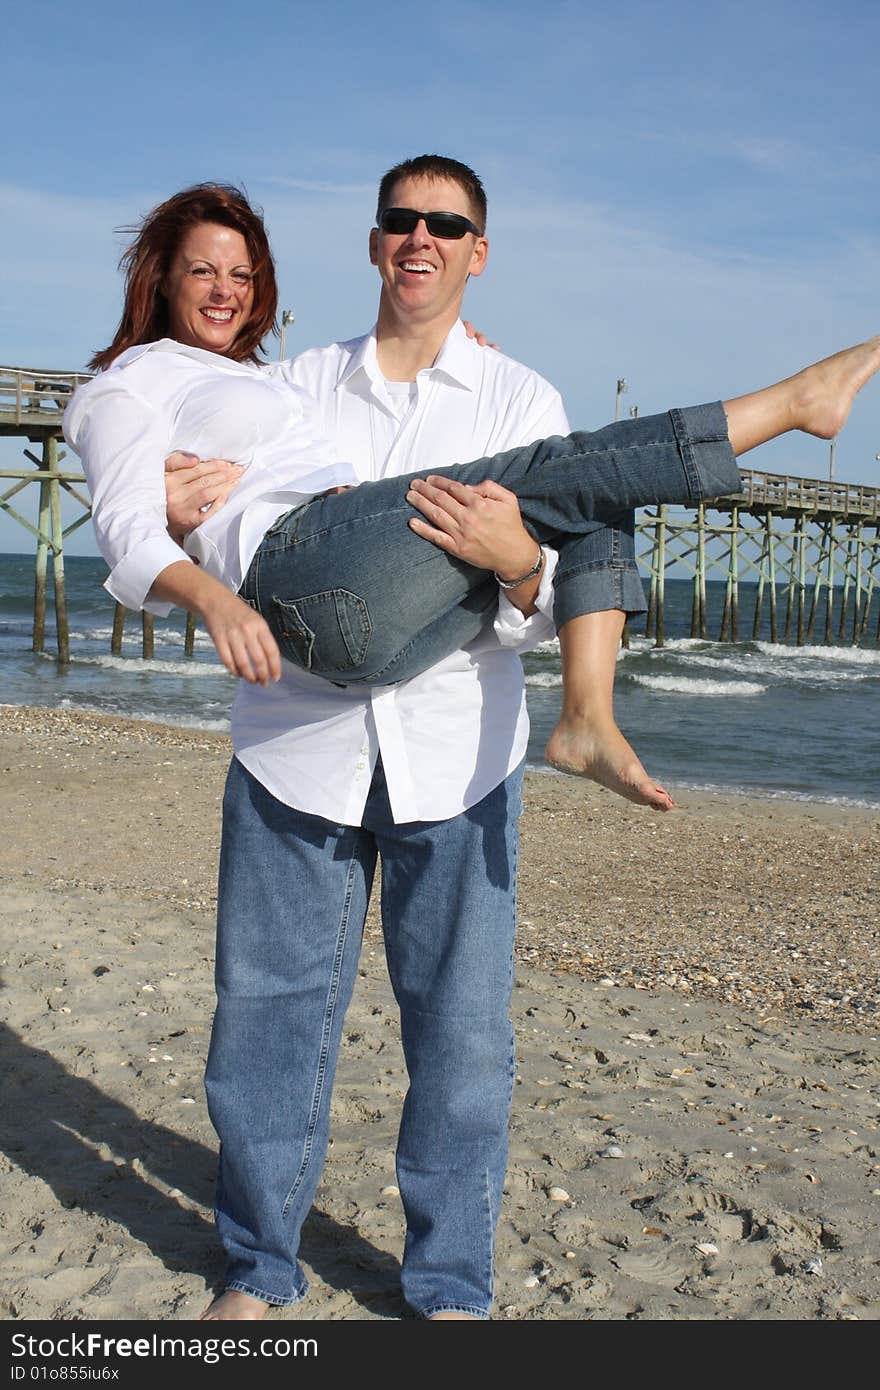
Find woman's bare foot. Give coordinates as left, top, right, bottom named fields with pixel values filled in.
left=428, top=1311, right=481, bottom=1320
left=546, top=715, right=674, bottom=811
left=200, top=1290, right=270, bottom=1320
left=792, top=335, right=880, bottom=439
left=726, top=335, right=880, bottom=455
left=549, top=613, right=670, bottom=808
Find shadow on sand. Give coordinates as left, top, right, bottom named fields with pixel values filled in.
left=0, top=1023, right=404, bottom=1318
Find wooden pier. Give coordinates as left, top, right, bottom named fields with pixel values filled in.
left=0, top=365, right=193, bottom=661
left=639, top=473, right=880, bottom=646
left=0, top=366, right=92, bottom=663
left=2, top=363, right=879, bottom=658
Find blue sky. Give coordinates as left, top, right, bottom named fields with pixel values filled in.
left=2, top=0, right=879, bottom=553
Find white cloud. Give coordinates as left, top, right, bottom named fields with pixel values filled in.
left=730, top=135, right=801, bottom=172
left=265, top=177, right=377, bottom=195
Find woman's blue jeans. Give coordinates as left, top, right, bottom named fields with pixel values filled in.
left=205, top=754, right=524, bottom=1317
left=241, top=403, right=739, bottom=684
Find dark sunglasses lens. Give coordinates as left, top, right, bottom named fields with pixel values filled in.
left=424, top=213, right=470, bottom=239
left=380, top=209, right=418, bottom=235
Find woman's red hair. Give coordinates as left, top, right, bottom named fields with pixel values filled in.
left=89, top=183, right=278, bottom=370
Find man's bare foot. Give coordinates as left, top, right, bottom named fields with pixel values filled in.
left=546, top=716, right=674, bottom=811
left=200, top=1290, right=270, bottom=1320
left=427, top=1311, right=481, bottom=1320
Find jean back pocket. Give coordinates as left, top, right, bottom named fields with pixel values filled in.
left=269, top=589, right=372, bottom=677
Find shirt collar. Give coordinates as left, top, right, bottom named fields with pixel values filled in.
left=336, top=319, right=477, bottom=396
left=429, top=319, right=479, bottom=390
left=102, top=338, right=259, bottom=377
left=336, top=328, right=381, bottom=391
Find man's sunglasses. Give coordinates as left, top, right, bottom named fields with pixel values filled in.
left=377, top=207, right=482, bottom=240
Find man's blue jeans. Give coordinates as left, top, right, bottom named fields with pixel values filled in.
left=205, top=754, right=525, bottom=1318
left=242, top=403, right=739, bottom=684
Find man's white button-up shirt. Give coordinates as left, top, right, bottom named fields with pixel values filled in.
left=233, top=321, right=569, bottom=826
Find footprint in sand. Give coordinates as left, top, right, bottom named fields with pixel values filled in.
left=613, top=1246, right=689, bottom=1287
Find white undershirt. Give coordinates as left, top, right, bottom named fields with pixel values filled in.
left=384, top=379, right=418, bottom=418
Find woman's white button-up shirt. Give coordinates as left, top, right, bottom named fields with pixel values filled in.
left=64, top=339, right=357, bottom=612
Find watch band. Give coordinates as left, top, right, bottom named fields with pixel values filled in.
left=494, top=545, right=544, bottom=590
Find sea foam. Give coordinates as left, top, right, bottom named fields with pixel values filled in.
left=524, top=673, right=563, bottom=687
left=671, top=650, right=871, bottom=685
left=67, top=653, right=231, bottom=679
left=755, top=640, right=880, bottom=666
left=631, top=674, right=766, bottom=696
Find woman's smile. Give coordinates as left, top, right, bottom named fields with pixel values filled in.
left=163, top=222, right=255, bottom=355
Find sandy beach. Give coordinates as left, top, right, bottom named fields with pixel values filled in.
left=1, top=705, right=878, bottom=1320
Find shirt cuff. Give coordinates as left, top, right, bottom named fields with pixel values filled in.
left=493, top=545, right=558, bottom=649
left=104, top=534, right=192, bottom=616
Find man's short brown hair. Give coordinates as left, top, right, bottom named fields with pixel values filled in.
left=376, top=155, right=487, bottom=234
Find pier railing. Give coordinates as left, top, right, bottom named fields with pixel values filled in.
left=0, top=366, right=92, bottom=431
left=714, top=470, right=880, bottom=522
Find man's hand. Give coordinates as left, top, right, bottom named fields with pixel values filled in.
left=406, top=476, right=537, bottom=574
left=165, top=451, right=245, bottom=542
left=462, top=320, right=500, bottom=351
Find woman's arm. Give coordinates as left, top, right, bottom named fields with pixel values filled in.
left=67, top=372, right=280, bottom=683
left=65, top=374, right=193, bottom=616
left=150, top=560, right=281, bottom=685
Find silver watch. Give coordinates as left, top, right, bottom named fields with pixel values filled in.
left=494, top=546, right=544, bottom=589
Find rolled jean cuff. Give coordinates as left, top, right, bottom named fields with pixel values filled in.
left=670, top=401, right=742, bottom=501
left=420, top=1303, right=490, bottom=1320
left=553, top=561, right=648, bottom=630
left=224, top=1278, right=307, bottom=1307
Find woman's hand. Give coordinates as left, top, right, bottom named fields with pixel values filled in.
left=150, top=561, right=281, bottom=685
left=462, top=320, right=500, bottom=350
left=164, top=451, right=245, bottom=542
left=200, top=588, right=282, bottom=685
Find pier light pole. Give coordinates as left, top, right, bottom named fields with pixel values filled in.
left=615, top=377, right=628, bottom=421
left=829, top=436, right=837, bottom=481
left=279, top=308, right=295, bottom=360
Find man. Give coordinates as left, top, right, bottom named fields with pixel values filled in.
left=167, top=155, right=652, bottom=1320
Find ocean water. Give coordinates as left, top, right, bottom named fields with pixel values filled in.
left=1, top=552, right=878, bottom=808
